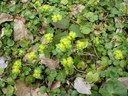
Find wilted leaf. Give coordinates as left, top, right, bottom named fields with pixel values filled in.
left=70, top=5, right=85, bottom=15
left=21, top=0, right=28, bottom=3
left=15, top=80, right=30, bottom=96
left=0, top=28, right=4, bottom=38
left=74, top=77, right=91, bottom=94
left=14, top=16, right=28, bottom=41
left=39, top=54, right=59, bottom=70
left=0, top=57, right=7, bottom=68
left=31, top=88, right=48, bottom=96
left=0, top=13, right=13, bottom=24
left=15, top=80, right=48, bottom=96
left=118, top=77, right=128, bottom=89
left=50, top=80, right=61, bottom=90
left=0, top=56, right=7, bottom=75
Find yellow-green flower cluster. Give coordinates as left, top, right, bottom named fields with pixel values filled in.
left=69, top=31, right=77, bottom=40
left=38, top=44, right=45, bottom=53
left=93, top=37, right=100, bottom=45
left=56, top=31, right=76, bottom=52
left=42, top=5, right=49, bottom=11
left=27, top=52, right=36, bottom=60
left=52, top=14, right=62, bottom=22
left=76, top=40, right=86, bottom=50
left=61, top=56, right=73, bottom=67
left=33, top=68, right=41, bottom=79
left=56, top=37, right=71, bottom=52
left=114, top=50, right=123, bottom=59
left=44, top=33, right=53, bottom=43
left=19, top=49, right=25, bottom=56
left=12, top=60, right=22, bottom=74
left=35, top=1, right=41, bottom=6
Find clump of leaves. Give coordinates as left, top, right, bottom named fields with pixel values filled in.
left=0, top=0, right=128, bottom=96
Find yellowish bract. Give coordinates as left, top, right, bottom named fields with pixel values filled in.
left=39, top=44, right=45, bottom=52
left=114, top=50, right=123, bottom=59
left=44, top=33, right=53, bottom=43
left=62, top=57, right=73, bottom=67
left=56, top=43, right=66, bottom=52
left=27, top=52, right=36, bottom=60
left=42, top=5, right=49, bottom=11
left=69, top=31, right=76, bottom=40
left=52, top=14, right=62, bottom=22
left=76, top=40, right=85, bottom=50
left=60, top=37, right=71, bottom=48
left=12, top=68, right=20, bottom=74
left=33, top=68, right=41, bottom=78
left=67, top=57, right=73, bottom=67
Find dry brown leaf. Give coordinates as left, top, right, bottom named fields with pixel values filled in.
left=31, top=88, right=48, bottom=96
left=118, top=77, right=128, bottom=89
left=15, top=80, right=48, bottom=96
left=50, top=81, right=61, bottom=90
left=14, top=16, right=28, bottom=41
left=21, top=0, right=28, bottom=3
left=74, top=77, right=91, bottom=95
left=70, top=4, right=85, bottom=15
left=39, top=54, right=59, bottom=70
left=0, top=13, right=13, bottom=24
left=0, top=57, right=7, bottom=68
left=2, top=88, right=7, bottom=94
left=0, top=28, right=5, bottom=38
left=15, top=80, right=31, bottom=96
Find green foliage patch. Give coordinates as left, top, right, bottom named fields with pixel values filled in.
left=0, top=0, right=128, bottom=95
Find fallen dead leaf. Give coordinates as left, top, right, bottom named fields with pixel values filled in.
left=0, top=57, right=7, bottom=68
left=118, top=77, right=128, bottom=89
left=15, top=80, right=48, bottom=96
left=21, top=0, right=28, bottom=3
left=2, top=88, right=7, bottom=94
left=14, top=16, right=28, bottom=41
left=0, top=28, right=5, bottom=38
left=50, top=81, right=61, bottom=90
left=31, top=88, right=48, bottom=96
left=70, top=4, right=85, bottom=15
left=74, top=77, right=91, bottom=95
left=39, top=54, right=59, bottom=70
left=15, top=80, right=31, bottom=96
left=0, top=13, right=13, bottom=24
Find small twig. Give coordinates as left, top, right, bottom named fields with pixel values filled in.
left=73, top=65, right=86, bottom=74
left=81, top=52, right=96, bottom=57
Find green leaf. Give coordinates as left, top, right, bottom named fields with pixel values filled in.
left=80, top=24, right=91, bottom=34
left=0, top=68, right=4, bottom=75
left=99, top=79, right=127, bottom=96
left=39, top=86, right=47, bottom=94
left=6, top=85, right=14, bottom=96
left=7, top=39, right=14, bottom=46
left=86, top=72, right=99, bottom=83
left=119, top=60, right=126, bottom=68
left=69, top=24, right=84, bottom=37
left=100, top=56, right=110, bottom=66
left=105, top=42, right=112, bottom=49
left=56, top=71, right=66, bottom=83
left=52, top=18, right=70, bottom=29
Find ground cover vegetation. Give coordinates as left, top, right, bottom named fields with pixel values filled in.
left=0, top=0, right=128, bottom=96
